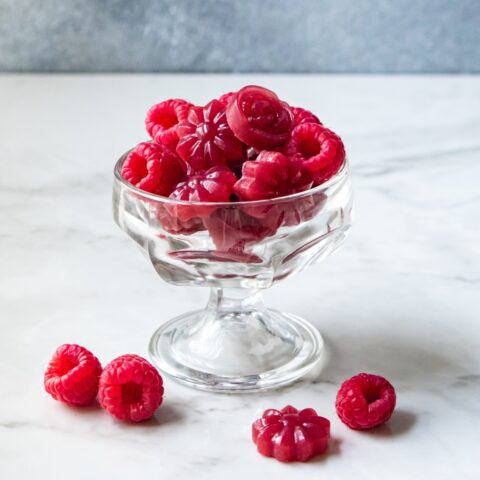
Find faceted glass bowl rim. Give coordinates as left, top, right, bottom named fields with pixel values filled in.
left=114, top=150, right=349, bottom=207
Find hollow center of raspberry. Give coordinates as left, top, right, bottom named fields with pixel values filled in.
left=121, top=382, right=143, bottom=404
left=56, top=357, right=78, bottom=375
left=155, top=112, right=178, bottom=129
left=363, top=388, right=381, bottom=404
left=299, top=138, right=321, bottom=158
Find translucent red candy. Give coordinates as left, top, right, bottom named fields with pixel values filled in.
left=176, top=99, right=244, bottom=172
left=145, top=99, right=192, bottom=149
left=167, top=166, right=237, bottom=222
left=234, top=151, right=312, bottom=201
left=226, top=85, right=294, bottom=150
left=121, top=142, right=186, bottom=196
left=291, top=106, right=322, bottom=126
left=252, top=405, right=330, bottom=462
left=204, top=207, right=279, bottom=261
left=336, top=373, right=396, bottom=430
left=218, top=91, right=236, bottom=106
left=44, top=344, right=102, bottom=406
left=284, top=123, right=345, bottom=185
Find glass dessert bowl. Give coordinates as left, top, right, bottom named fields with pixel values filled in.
left=113, top=153, right=353, bottom=392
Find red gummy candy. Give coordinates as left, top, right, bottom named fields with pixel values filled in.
left=204, top=206, right=279, bottom=260
left=336, top=373, right=396, bottom=430
left=121, top=142, right=186, bottom=196
left=234, top=151, right=312, bottom=201
left=168, top=166, right=237, bottom=221
left=98, top=354, right=163, bottom=423
left=44, top=344, right=102, bottom=406
left=145, top=99, right=192, bottom=149
left=284, top=123, right=345, bottom=185
left=176, top=99, right=244, bottom=172
left=291, top=106, right=322, bottom=126
left=252, top=405, right=330, bottom=462
left=218, top=91, right=236, bottom=106
left=226, top=85, right=294, bottom=150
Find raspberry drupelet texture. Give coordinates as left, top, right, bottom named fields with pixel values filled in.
left=145, top=99, right=192, bottom=149
left=291, top=106, right=322, bottom=126
left=285, top=123, right=345, bottom=185
left=176, top=99, right=244, bottom=172
left=226, top=85, right=294, bottom=150
left=121, top=142, right=186, bottom=196
left=44, top=344, right=102, bottom=406
left=98, top=354, right=163, bottom=422
left=252, top=405, right=330, bottom=462
left=234, top=151, right=313, bottom=201
left=336, top=373, right=396, bottom=430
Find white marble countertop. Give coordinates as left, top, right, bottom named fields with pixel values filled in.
left=0, top=74, right=479, bottom=479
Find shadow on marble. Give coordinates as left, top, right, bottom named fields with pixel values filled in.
left=367, top=409, right=417, bottom=437
left=308, top=436, right=342, bottom=464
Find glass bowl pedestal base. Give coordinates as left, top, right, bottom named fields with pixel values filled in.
left=148, top=287, right=323, bottom=392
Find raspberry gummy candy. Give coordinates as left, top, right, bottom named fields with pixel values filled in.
left=44, top=344, right=102, bottom=406
left=176, top=99, right=244, bottom=172
left=99, top=354, right=163, bottom=422
left=226, top=85, right=294, bottom=150
left=218, top=91, right=236, bottom=106
left=285, top=123, right=345, bottom=185
left=336, top=373, right=396, bottom=430
left=252, top=405, right=330, bottom=462
left=145, top=99, right=192, bottom=148
left=167, top=166, right=237, bottom=221
left=234, top=151, right=312, bottom=201
left=121, top=142, right=186, bottom=196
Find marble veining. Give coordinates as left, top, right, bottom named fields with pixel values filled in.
left=0, top=75, right=479, bottom=479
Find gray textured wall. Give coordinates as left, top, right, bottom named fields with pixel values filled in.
left=1, top=0, right=479, bottom=73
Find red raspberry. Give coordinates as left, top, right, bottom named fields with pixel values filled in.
left=218, top=91, right=236, bottom=106
left=121, top=142, right=186, bottom=196
left=98, top=354, right=163, bottom=423
left=284, top=123, right=345, bottom=185
left=336, top=373, right=396, bottom=430
left=145, top=99, right=192, bottom=149
left=252, top=405, right=330, bottom=463
left=291, top=106, right=322, bottom=126
left=226, top=85, right=294, bottom=150
left=168, top=166, right=237, bottom=221
left=176, top=99, right=244, bottom=172
left=44, top=344, right=102, bottom=406
left=234, top=151, right=312, bottom=201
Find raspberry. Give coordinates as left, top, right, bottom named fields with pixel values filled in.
left=218, top=91, right=236, bottom=106
left=284, top=123, right=345, bottom=185
left=44, top=344, right=102, bottom=406
left=98, top=354, right=163, bottom=423
left=176, top=99, right=244, bottom=172
left=145, top=99, right=192, bottom=149
left=121, top=142, right=186, bottom=196
left=226, top=85, right=294, bottom=150
left=252, top=405, right=330, bottom=463
left=168, top=166, right=237, bottom=221
left=234, top=151, right=312, bottom=201
left=336, top=373, right=396, bottom=430
left=291, top=106, right=322, bottom=126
